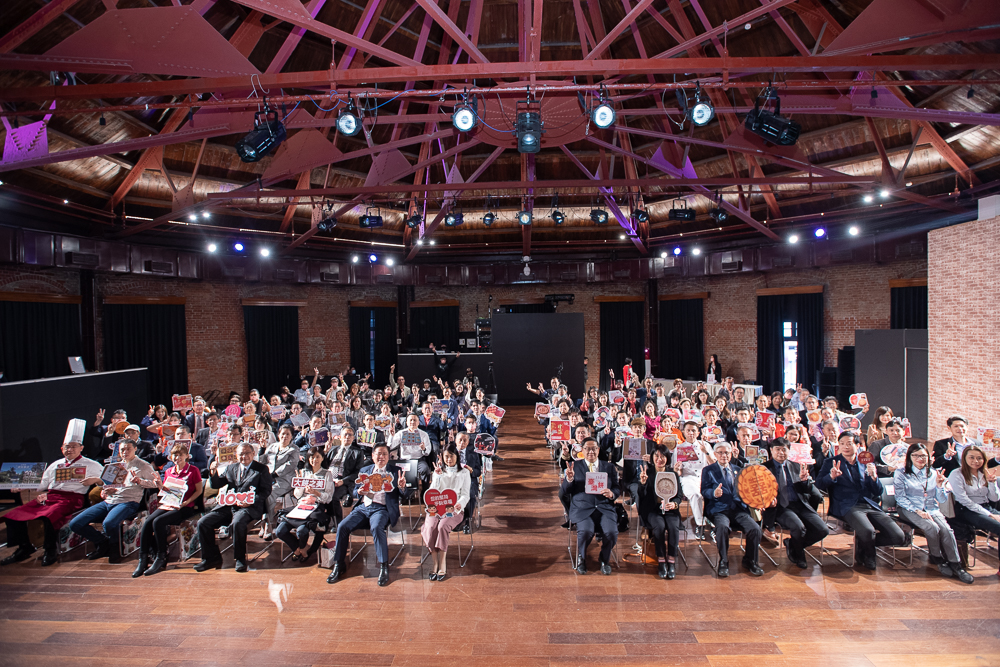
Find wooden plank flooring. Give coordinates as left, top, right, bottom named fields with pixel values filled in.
left=2, top=407, right=999, bottom=666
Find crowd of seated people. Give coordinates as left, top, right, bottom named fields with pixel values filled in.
left=1, top=347, right=497, bottom=585
left=533, top=356, right=998, bottom=583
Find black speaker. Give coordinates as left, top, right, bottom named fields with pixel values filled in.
left=836, top=346, right=856, bottom=407
left=815, top=368, right=837, bottom=398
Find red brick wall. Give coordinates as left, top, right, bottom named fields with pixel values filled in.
left=928, top=215, right=1000, bottom=441
left=657, top=258, right=927, bottom=383
left=0, top=255, right=926, bottom=403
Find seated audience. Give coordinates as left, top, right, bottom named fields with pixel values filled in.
left=422, top=444, right=472, bottom=581
left=259, top=425, right=301, bottom=540
left=276, top=446, right=337, bottom=562
left=136, top=441, right=204, bottom=576
left=636, top=444, right=682, bottom=579
left=763, top=438, right=829, bottom=569
left=700, top=442, right=764, bottom=577
left=560, top=437, right=619, bottom=576
left=947, top=445, right=1000, bottom=576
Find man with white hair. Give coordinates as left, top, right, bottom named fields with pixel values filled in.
left=700, top=442, right=764, bottom=578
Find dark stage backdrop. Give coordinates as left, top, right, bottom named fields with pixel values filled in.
left=244, top=306, right=300, bottom=397
left=103, top=303, right=187, bottom=405
left=349, top=306, right=397, bottom=386
left=658, top=298, right=704, bottom=381
left=0, top=368, right=148, bottom=462
left=491, top=312, right=585, bottom=405
left=599, top=302, right=645, bottom=392
left=891, top=286, right=928, bottom=329
left=410, top=305, right=459, bottom=351
left=0, top=301, right=82, bottom=382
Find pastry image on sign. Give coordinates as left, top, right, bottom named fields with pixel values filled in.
left=840, top=416, right=861, bottom=431
left=549, top=420, right=571, bottom=442
left=356, top=471, right=394, bottom=495
left=624, top=437, right=645, bottom=461
left=593, top=406, right=610, bottom=429
left=534, top=403, right=551, bottom=420
left=474, top=434, right=496, bottom=456
left=880, top=443, right=908, bottom=469
left=172, top=394, right=194, bottom=411
left=485, top=405, right=505, bottom=425
left=850, top=393, right=868, bottom=408
left=654, top=471, right=678, bottom=501
left=737, top=464, right=778, bottom=510
left=55, top=466, right=87, bottom=482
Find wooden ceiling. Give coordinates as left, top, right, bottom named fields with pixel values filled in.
left=0, top=0, right=998, bottom=262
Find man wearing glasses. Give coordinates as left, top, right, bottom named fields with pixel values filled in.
left=560, top=437, right=620, bottom=575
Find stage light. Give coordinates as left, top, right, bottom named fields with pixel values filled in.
left=405, top=213, right=421, bottom=229
left=709, top=207, right=728, bottom=223
left=233, top=242, right=245, bottom=252
left=416, top=239, right=423, bottom=246
left=880, top=189, right=890, bottom=198
left=849, top=225, right=860, bottom=236
left=64, top=199, right=69, bottom=204
left=445, top=212, right=464, bottom=227
left=260, top=247, right=270, bottom=257
left=690, top=85, right=714, bottom=126
left=815, top=227, right=826, bottom=238
left=905, top=181, right=913, bottom=187
left=429, top=240, right=435, bottom=245
left=351, top=255, right=359, bottom=263
left=661, top=251, right=668, bottom=259
left=633, top=208, right=649, bottom=224
left=368, top=253, right=377, bottom=263
left=516, top=109, right=542, bottom=154
left=337, top=108, right=361, bottom=136
left=452, top=104, right=477, bottom=132
left=317, top=215, right=337, bottom=234
left=590, top=209, right=609, bottom=224
left=483, top=212, right=495, bottom=226
left=207, top=243, right=218, bottom=253
left=667, top=201, right=696, bottom=221
left=386, top=258, right=394, bottom=266
left=235, top=107, right=287, bottom=162
left=789, top=234, right=799, bottom=244
left=673, top=247, right=681, bottom=256
left=517, top=210, right=532, bottom=226
left=591, top=102, right=615, bottom=129
left=189, top=214, right=197, bottom=221
left=202, top=211, right=210, bottom=219
left=745, top=88, right=800, bottom=145
left=551, top=209, right=565, bottom=225
left=359, top=207, right=383, bottom=228
left=863, top=194, right=874, bottom=203
left=99, top=114, right=106, bottom=126
left=692, top=247, right=701, bottom=256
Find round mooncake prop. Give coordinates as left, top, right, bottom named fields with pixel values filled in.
left=736, top=464, right=778, bottom=510
left=654, top=471, right=678, bottom=500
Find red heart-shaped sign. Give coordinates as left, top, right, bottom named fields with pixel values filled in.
left=424, top=488, right=458, bottom=516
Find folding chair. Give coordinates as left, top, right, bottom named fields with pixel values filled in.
left=349, top=521, right=408, bottom=566
left=697, top=520, right=770, bottom=572
left=637, top=513, right=689, bottom=571
left=567, top=517, right=621, bottom=570
left=873, top=478, right=914, bottom=568
left=419, top=512, right=474, bottom=570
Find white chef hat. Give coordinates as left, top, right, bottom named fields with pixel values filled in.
left=64, top=418, right=88, bottom=445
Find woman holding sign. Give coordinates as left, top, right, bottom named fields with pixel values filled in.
left=422, top=444, right=471, bottom=581
left=258, top=425, right=302, bottom=540
left=136, top=442, right=204, bottom=577
left=637, top=444, right=682, bottom=579
left=276, top=446, right=336, bottom=562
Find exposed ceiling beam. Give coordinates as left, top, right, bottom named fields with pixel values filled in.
left=413, top=0, right=489, bottom=64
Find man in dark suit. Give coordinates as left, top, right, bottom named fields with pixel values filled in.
left=194, top=442, right=272, bottom=573
left=816, top=431, right=905, bottom=571
left=322, top=426, right=365, bottom=522
left=701, top=442, right=764, bottom=577
left=763, top=438, right=829, bottom=568
left=154, top=425, right=208, bottom=472
left=327, top=443, right=412, bottom=587
left=559, top=437, right=620, bottom=575
left=932, top=415, right=985, bottom=476
left=184, top=399, right=209, bottom=437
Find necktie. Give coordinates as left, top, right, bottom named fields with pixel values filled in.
left=589, top=462, right=596, bottom=473
left=779, top=464, right=790, bottom=506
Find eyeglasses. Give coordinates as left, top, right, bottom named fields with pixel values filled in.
left=911, top=454, right=928, bottom=460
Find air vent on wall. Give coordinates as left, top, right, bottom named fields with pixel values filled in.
left=661, top=264, right=682, bottom=275
left=771, top=256, right=793, bottom=268
left=275, top=269, right=295, bottom=281
left=830, top=249, right=855, bottom=264
left=222, top=266, right=245, bottom=278
left=66, top=252, right=99, bottom=267
left=320, top=271, right=340, bottom=283
left=560, top=271, right=579, bottom=281
left=721, top=260, right=742, bottom=272
left=612, top=269, right=631, bottom=279
left=477, top=273, right=494, bottom=284
left=143, top=260, right=173, bottom=274
left=895, top=240, right=924, bottom=258
left=424, top=274, right=442, bottom=284
left=376, top=274, right=394, bottom=284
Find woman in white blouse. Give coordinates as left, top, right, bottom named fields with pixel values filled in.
left=276, top=446, right=337, bottom=562
left=947, top=445, right=1000, bottom=576
left=422, top=443, right=471, bottom=581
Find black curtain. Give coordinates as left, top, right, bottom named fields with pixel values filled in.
left=243, top=306, right=299, bottom=397
left=658, top=298, right=704, bottom=381
left=891, top=286, right=928, bottom=329
left=349, top=306, right=397, bottom=385
left=756, top=292, right=824, bottom=395
left=410, top=305, right=459, bottom=351
left=756, top=295, right=786, bottom=394
left=103, top=304, right=187, bottom=405
left=0, top=301, right=82, bottom=382
left=599, top=301, right=645, bottom=392
left=499, top=303, right=555, bottom=313
left=795, top=292, right=824, bottom=398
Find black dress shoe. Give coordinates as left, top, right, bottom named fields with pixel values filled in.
left=87, top=540, right=110, bottom=560
left=132, top=551, right=149, bottom=578
left=666, top=562, right=676, bottom=580
left=377, top=564, right=390, bottom=587
left=1, top=545, right=36, bottom=566
left=144, top=553, right=167, bottom=576
left=41, top=550, right=59, bottom=567
left=861, top=558, right=877, bottom=571
left=560, top=521, right=570, bottom=529
left=600, top=561, right=612, bottom=575
left=717, top=562, right=729, bottom=578
left=744, top=560, right=765, bottom=577
left=193, top=558, right=223, bottom=572
left=327, top=562, right=345, bottom=584
left=784, top=539, right=808, bottom=568
left=575, top=558, right=587, bottom=575
left=234, top=560, right=248, bottom=573
left=952, top=566, right=974, bottom=584
left=657, top=562, right=668, bottom=579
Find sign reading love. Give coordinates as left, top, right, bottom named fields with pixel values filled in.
left=216, top=490, right=256, bottom=506
left=424, top=488, right=458, bottom=516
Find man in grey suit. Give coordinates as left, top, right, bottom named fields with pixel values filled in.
left=560, top=437, right=620, bottom=575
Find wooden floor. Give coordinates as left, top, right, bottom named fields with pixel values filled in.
left=2, top=407, right=1000, bottom=667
